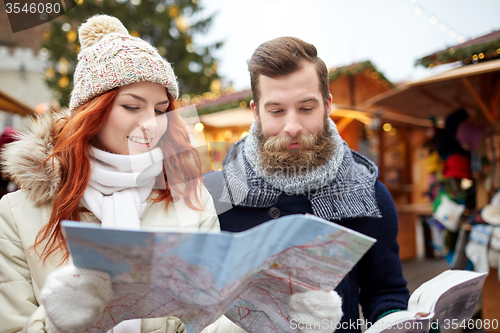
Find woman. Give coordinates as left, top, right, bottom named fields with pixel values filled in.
left=0, top=15, right=244, bottom=333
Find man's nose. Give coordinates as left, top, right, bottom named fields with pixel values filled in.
left=284, top=111, right=302, bottom=138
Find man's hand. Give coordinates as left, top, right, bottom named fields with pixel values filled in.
left=288, top=290, right=343, bottom=333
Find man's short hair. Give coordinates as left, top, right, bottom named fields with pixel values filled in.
left=247, top=37, right=330, bottom=110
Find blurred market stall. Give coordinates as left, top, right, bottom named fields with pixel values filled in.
left=363, top=30, right=500, bottom=331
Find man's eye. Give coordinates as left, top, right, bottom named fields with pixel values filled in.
left=301, top=108, right=313, bottom=112
left=269, top=109, right=283, bottom=114
left=123, top=105, right=139, bottom=111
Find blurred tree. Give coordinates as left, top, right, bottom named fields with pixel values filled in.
left=42, top=0, right=222, bottom=107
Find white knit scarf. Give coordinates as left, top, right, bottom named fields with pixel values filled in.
left=81, top=147, right=164, bottom=332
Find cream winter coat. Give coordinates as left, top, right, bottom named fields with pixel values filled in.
left=0, top=111, right=245, bottom=333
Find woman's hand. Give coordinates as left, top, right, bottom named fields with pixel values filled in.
left=41, top=265, right=113, bottom=333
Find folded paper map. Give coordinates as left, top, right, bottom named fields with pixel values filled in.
left=63, top=214, right=376, bottom=333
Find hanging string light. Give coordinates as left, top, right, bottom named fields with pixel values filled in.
left=407, top=0, right=467, bottom=44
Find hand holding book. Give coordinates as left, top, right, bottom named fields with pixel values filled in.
left=364, top=270, right=487, bottom=333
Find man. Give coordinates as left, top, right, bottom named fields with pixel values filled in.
left=204, top=37, right=409, bottom=332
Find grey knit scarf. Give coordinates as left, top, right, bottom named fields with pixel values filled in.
left=245, top=118, right=344, bottom=195
left=219, top=119, right=382, bottom=220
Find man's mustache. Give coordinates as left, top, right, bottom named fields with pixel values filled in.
left=262, top=133, right=316, bottom=152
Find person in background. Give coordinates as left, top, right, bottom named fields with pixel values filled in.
left=0, top=15, right=244, bottom=333
left=204, top=37, right=410, bottom=333
left=0, top=126, right=20, bottom=198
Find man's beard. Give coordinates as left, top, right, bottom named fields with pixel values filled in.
left=255, top=118, right=335, bottom=176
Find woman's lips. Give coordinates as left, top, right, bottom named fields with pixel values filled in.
left=128, top=136, right=154, bottom=149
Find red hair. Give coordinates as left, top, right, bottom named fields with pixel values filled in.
left=34, top=89, right=203, bottom=263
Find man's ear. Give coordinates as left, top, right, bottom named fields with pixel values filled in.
left=326, top=94, right=333, bottom=117
left=250, top=100, right=259, bottom=121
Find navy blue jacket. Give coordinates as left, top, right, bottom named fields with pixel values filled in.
left=204, top=170, right=409, bottom=332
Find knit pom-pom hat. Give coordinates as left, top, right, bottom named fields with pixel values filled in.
left=69, top=14, right=179, bottom=112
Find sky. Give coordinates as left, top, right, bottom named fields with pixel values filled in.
left=193, top=0, right=500, bottom=90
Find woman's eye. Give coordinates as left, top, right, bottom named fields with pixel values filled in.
left=155, top=109, right=168, bottom=115
left=123, top=105, right=139, bottom=111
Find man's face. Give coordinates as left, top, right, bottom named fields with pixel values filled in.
left=250, top=61, right=332, bottom=143
left=250, top=61, right=334, bottom=175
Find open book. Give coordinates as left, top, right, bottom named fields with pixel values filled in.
left=364, top=270, right=487, bottom=333
left=63, top=214, right=376, bottom=333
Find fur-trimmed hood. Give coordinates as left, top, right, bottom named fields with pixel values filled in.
left=1, top=110, right=70, bottom=207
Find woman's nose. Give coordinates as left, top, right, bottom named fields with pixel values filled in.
left=140, top=110, right=160, bottom=132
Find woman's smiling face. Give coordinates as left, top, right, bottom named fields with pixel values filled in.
left=95, top=82, right=170, bottom=155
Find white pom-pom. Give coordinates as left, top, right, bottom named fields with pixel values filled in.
left=78, top=14, right=129, bottom=49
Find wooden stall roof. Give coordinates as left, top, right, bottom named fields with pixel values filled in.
left=331, top=104, right=433, bottom=127
left=194, top=90, right=252, bottom=115
left=0, top=89, right=36, bottom=117
left=361, top=58, right=500, bottom=120
left=199, top=107, right=254, bottom=128
left=417, top=30, right=500, bottom=68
